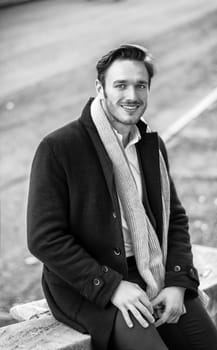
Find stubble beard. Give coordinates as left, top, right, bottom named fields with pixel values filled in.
left=101, top=86, right=147, bottom=127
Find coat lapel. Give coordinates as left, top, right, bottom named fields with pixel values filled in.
left=137, top=121, right=163, bottom=244
left=79, top=99, right=116, bottom=207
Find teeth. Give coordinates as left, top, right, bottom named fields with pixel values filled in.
left=121, top=105, right=138, bottom=110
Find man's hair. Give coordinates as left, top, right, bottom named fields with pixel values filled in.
left=96, top=44, right=155, bottom=88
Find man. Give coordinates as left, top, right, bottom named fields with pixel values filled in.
left=27, top=44, right=217, bottom=350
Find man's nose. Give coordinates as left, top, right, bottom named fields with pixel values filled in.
left=125, top=86, right=137, bottom=100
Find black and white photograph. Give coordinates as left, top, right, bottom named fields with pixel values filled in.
left=0, top=1, right=217, bottom=349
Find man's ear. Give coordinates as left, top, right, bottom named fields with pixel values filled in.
left=95, top=79, right=105, bottom=99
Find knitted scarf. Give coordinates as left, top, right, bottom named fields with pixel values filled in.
left=91, top=96, right=170, bottom=299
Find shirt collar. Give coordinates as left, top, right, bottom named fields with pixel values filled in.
left=113, top=125, right=141, bottom=148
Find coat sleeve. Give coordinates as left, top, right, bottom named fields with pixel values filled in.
left=27, top=138, right=123, bottom=308
left=159, top=138, right=199, bottom=297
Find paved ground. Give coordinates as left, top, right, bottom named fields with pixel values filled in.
left=0, top=0, right=217, bottom=325
left=1, top=0, right=217, bottom=99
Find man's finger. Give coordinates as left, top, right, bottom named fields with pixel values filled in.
left=154, top=308, right=171, bottom=327
left=155, top=315, right=167, bottom=328
left=166, top=309, right=182, bottom=324
left=168, top=317, right=180, bottom=324
left=128, top=305, right=149, bottom=328
left=139, top=293, right=154, bottom=314
left=121, top=308, right=133, bottom=328
left=151, top=294, right=164, bottom=308
left=136, top=301, right=155, bottom=324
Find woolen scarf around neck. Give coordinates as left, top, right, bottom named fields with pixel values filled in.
left=91, top=95, right=170, bottom=299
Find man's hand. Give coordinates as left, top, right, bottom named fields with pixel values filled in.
left=151, top=287, right=186, bottom=327
left=111, top=280, right=155, bottom=328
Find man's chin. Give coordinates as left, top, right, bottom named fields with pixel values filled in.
left=119, top=112, right=143, bottom=124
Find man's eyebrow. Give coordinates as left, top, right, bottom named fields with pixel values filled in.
left=113, top=80, right=128, bottom=84
left=113, top=79, right=148, bottom=84
left=137, top=80, right=148, bottom=85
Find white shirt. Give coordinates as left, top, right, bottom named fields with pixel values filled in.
left=113, top=126, right=143, bottom=257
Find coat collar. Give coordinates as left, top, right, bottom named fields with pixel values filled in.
left=136, top=125, right=163, bottom=241
left=79, top=98, right=163, bottom=240
left=80, top=98, right=114, bottom=201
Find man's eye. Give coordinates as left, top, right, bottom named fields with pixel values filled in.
left=137, top=84, right=147, bottom=89
left=116, top=84, right=126, bottom=89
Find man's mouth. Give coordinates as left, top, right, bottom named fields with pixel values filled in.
left=120, top=104, right=140, bottom=112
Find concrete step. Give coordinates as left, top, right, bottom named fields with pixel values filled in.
left=0, top=315, right=91, bottom=350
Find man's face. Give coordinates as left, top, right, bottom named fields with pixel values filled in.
left=96, top=59, right=149, bottom=127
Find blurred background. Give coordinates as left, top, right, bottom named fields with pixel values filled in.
left=0, top=0, right=217, bottom=326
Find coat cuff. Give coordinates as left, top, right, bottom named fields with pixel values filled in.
left=82, top=265, right=123, bottom=309
left=165, top=265, right=199, bottom=297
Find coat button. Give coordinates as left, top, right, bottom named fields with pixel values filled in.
left=112, top=212, right=117, bottom=219
left=189, top=267, right=195, bottom=276
left=102, top=265, right=109, bottom=273
left=114, top=248, right=121, bottom=256
left=93, top=278, right=101, bottom=286
left=174, top=265, right=181, bottom=272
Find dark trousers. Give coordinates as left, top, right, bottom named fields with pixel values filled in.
left=109, top=259, right=217, bottom=350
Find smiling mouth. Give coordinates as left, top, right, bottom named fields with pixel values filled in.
left=121, top=104, right=140, bottom=112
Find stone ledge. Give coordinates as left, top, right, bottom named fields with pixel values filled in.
left=10, top=298, right=50, bottom=322
left=192, top=245, right=217, bottom=291
left=192, top=244, right=217, bottom=325
left=0, top=315, right=92, bottom=350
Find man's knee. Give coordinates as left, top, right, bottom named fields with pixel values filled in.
left=111, top=311, right=168, bottom=350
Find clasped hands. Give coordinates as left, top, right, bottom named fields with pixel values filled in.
left=111, top=280, right=185, bottom=328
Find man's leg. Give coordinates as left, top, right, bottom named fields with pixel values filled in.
left=158, top=297, right=217, bottom=350
left=109, top=309, right=168, bottom=350
left=108, top=260, right=168, bottom=350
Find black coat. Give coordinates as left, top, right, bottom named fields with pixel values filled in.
left=27, top=99, right=199, bottom=350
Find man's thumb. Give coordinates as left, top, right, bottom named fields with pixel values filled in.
left=151, top=294, right=163, bottom=308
